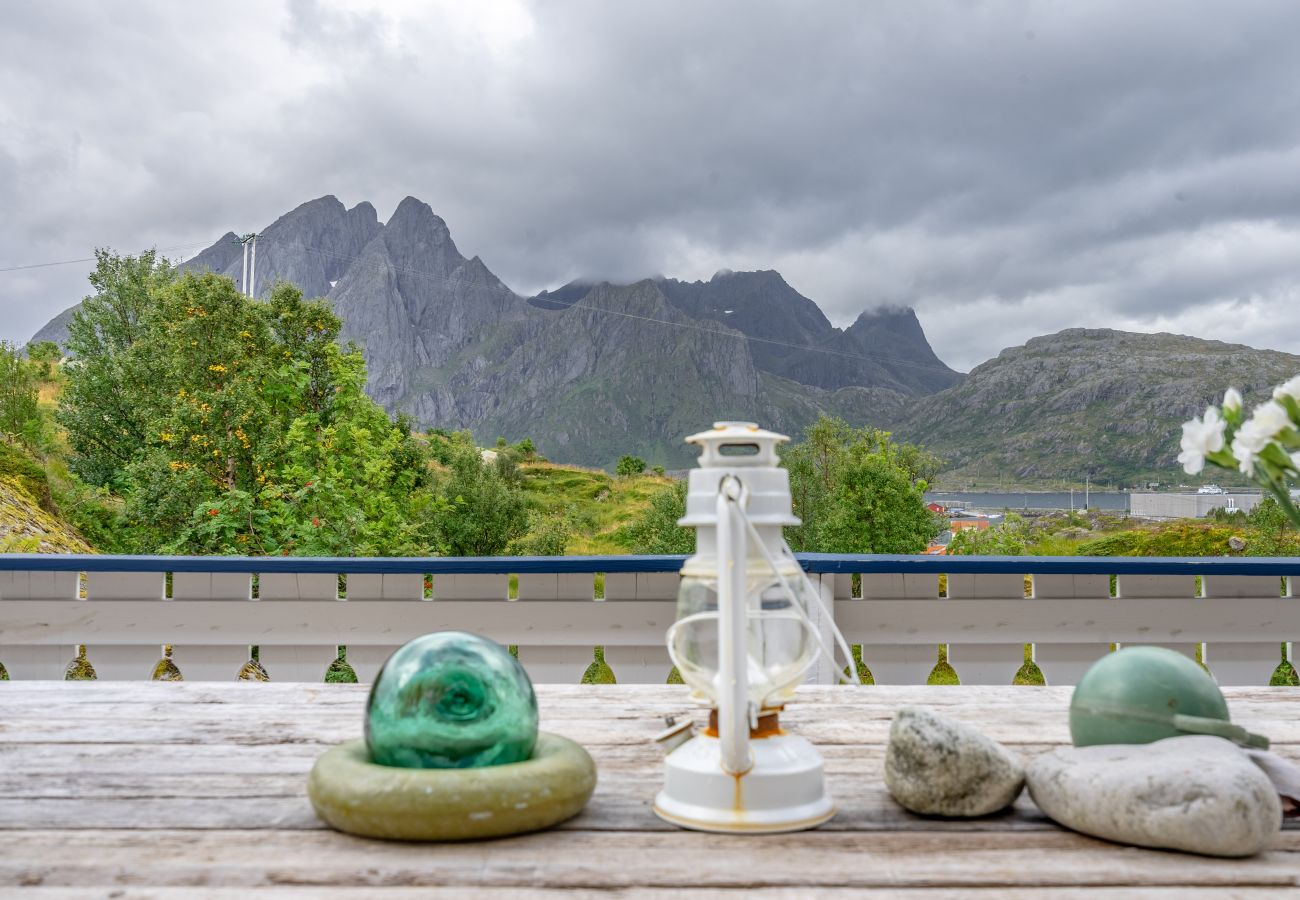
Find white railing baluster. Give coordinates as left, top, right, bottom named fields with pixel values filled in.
left=1201, top=574, right=1292, bottom=685
left=1034, top=573, right=1112, bottom=686
left=843, top=572, right=942, bottom=684
left=947, top=572, right=1027, bottom=685
left=1116, top=572, right=1201, bottom=661
left=602, top=572, right=676, bottom=684
left=169, top=570, right=251, bottom=680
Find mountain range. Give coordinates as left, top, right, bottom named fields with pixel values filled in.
left=29, top=196, right=1300, bottom=479
left=30, top=195, right=959, bottom=468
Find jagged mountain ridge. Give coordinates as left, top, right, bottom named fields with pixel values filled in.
left=28, top=194, right=952, bottom=468
left=539, top=272, right=961, bottom=396
left=893, top=328, right=1300, bottom=484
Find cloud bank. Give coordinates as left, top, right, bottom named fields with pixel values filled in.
left=3, top=0, right=1300, bottom=370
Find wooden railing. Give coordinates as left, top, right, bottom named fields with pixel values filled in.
left=1, top=554, right=1297, bottom=685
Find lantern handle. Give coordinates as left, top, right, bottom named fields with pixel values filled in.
left=735, top=506, right=866, bottom=686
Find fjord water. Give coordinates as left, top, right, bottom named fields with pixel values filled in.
left=926, top=491, right=1131, bottom=512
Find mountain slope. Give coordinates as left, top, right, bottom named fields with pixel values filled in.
left=895, top=328, right=1300, bottom=484
left=545, top=270, right=963, bottom=396
left=26, top=194, right=957, bottom=467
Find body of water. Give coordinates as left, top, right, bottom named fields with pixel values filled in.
left=925, top=490, right=1131, bottom=512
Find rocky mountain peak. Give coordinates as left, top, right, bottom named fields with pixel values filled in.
left=27, top=194, right=967, bottom=467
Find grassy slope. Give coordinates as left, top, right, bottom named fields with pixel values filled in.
left=0, top=442, right=93, bottom=553
left=518, top=461, right=674, bottom=554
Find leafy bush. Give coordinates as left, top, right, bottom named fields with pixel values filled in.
left=620, top=481, right=692, bottom=553
left=616, top=455, right=646, bottom=477
left=783, top=416, right=942, bottom=554
left=0, top=341, right=44, bottom=450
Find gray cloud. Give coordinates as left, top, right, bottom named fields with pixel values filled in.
left=3, top=0, right=1300, bottom=371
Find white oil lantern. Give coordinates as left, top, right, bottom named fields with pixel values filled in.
left=654, top=422, right=843, bottom=833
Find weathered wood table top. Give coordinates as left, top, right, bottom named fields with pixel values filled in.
left=0, top=682, right=1297, bottom=898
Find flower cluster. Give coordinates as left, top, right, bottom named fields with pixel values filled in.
left=1179, top=375, right=1300, bottom=528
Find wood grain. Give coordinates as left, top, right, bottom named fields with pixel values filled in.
left=0, top=682, right=1297, bottom=894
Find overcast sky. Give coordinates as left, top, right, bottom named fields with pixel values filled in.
left=3, top=0, right=1300, bottom=371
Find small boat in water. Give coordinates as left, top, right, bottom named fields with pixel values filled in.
left=1197, top=484, right=1226, bottom=494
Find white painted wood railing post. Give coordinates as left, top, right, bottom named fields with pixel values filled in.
left=1033, top=573, right=1113, bottom=686
left=946, top=572, right=1026, bottom=685
left=842, top=572, right=943, bottom=684
left=805, top=573, right=840, bottom=684
left=1200, top=574, right=1292, bottom=685
left=602, top=572, right=677, bottom=684
left=1114, top=573, right=1200, bottom=662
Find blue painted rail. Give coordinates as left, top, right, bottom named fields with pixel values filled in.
left=4, top=552, right=1300, bottom=576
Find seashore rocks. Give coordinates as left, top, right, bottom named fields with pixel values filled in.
left=885, top=706, right=1025, bottom=816
left=1026, top=735, right=1282, bottom=857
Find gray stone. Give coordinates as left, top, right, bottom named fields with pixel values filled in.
left=885, top=706, right=1025, bottom=816
left=1027, top=735, right=1282, bottom=857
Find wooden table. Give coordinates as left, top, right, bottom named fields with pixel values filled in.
left=1, top=683, right=1297, bottom=897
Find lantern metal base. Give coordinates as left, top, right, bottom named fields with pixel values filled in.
left=654, top=732, right=835, bottom=834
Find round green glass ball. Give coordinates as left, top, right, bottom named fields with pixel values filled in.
left=366, top=631, right=538, bottom=769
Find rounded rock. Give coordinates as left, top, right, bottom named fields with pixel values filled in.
left=885, top=706, right=1025, bottom=817
left=1027, top=735, right=1281, bottom=857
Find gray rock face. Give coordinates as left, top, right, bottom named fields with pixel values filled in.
left=653, top=272, right=963, bottom=395
left=895, top=327, right=1300, bottom=483
left=26, top=194, right=957, bottom=467
left=885, top=706, right=1025, bottom=816
left=1026, top=735, right=1282, bottom=857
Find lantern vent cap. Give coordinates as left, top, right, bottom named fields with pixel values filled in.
left=686, top=422, right=788, bottom=469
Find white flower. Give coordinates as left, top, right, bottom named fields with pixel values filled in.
left=1222, top=387, right=1242, bottom=414
left=1231, top=400, right=1292, bottom=474
left=1272, top=374, right=1300, bottom=402
left=1178, top=405, right=1226, bottom=475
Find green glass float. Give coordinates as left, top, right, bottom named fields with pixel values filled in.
left=308, top=630, right=597, bottom=841
left=1070, top=645, right=1268, bottom=749
left=366, top=631, right=537, bottom=768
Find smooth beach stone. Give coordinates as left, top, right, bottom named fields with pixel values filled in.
left=308, top=734, right=597, bottom=840
left=1026, top=735, right=1282, bottom=857
left=367, top=631, right=538, bottom=769
left=885, top=706, right=1025, bottom=816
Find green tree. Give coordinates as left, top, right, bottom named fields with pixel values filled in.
left=621, top=481, right=693, bottom=553
left=0, top=342, right=42, bottom=449
left=420, top=432, right=528, bottom=555
left=59, top=249, right=178, bottom=487
left=59, top=260, right=436, bottom=556
left=25, top=341, right=61, bottom=378
left=947, top=514, right=1031, bottom=555
left=616, top=454, right=646, bottom=477
left=783, top=416, right=942, bottom=553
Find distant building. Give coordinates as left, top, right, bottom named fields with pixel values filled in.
left=1129, top=491, right=1261, bottom=519
left=949, top=518, right=990, bottom=533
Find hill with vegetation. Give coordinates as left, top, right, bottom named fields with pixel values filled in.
left=894, top=328, right=1300, bottom=486
left=0, top=443, right=93, bottom=554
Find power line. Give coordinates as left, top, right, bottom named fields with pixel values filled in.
left=0, top=239, right=220, bottom=274
left=2, top=230, right=960, bottom=377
